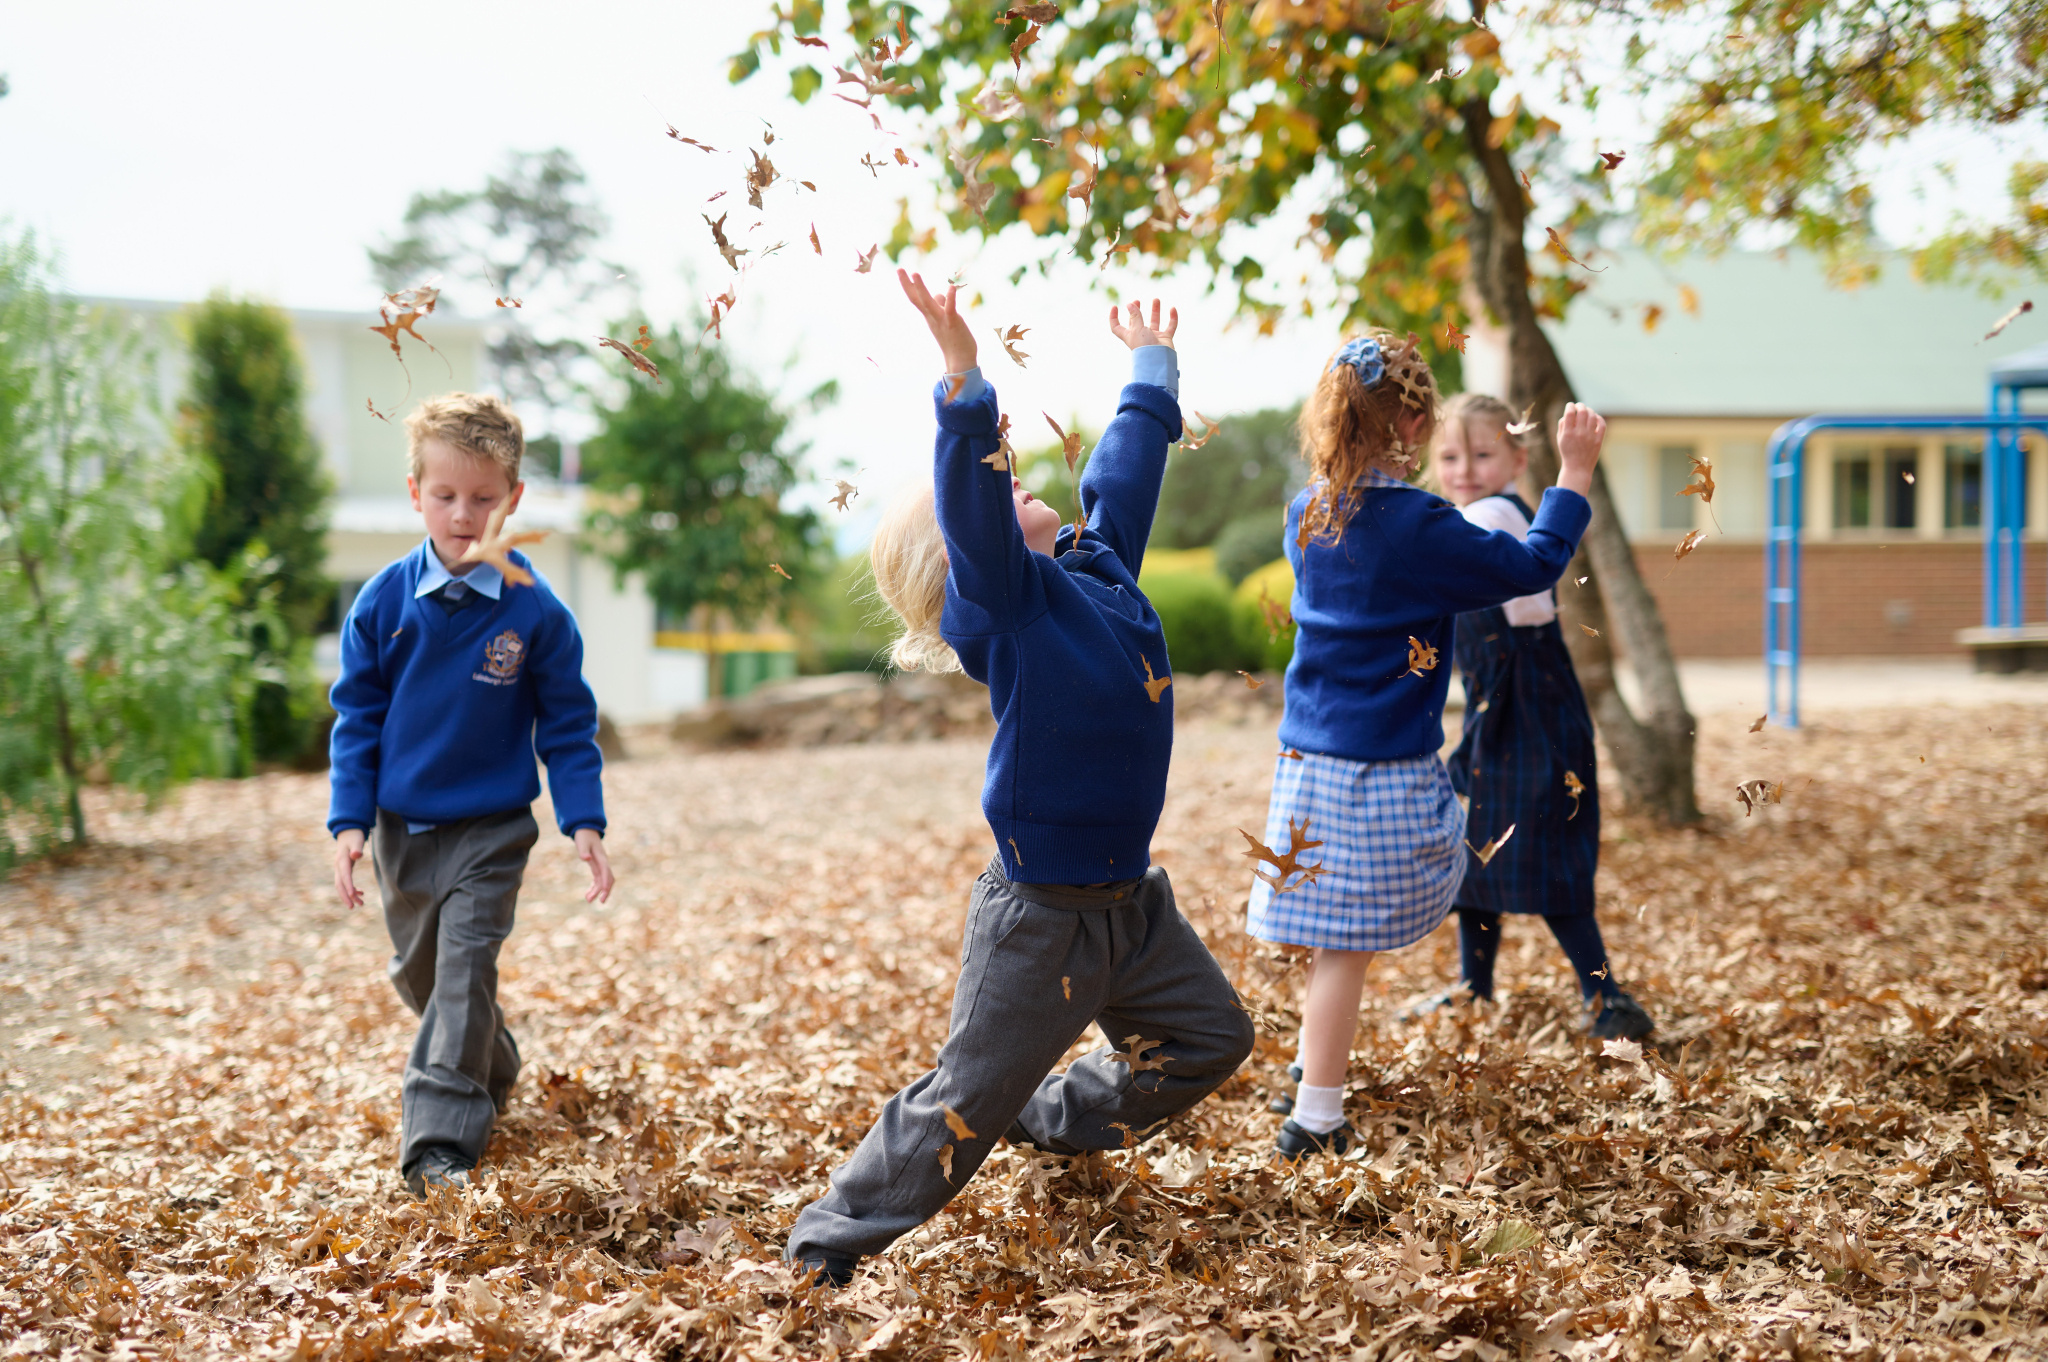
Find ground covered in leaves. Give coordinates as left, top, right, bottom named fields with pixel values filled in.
left=4, top=705, right=2046, bottom=1360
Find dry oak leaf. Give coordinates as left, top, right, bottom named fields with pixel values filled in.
left=1152, top=165, right=1190, bottom=229
left=666, top=126, right=716, bottom=152
left=745, top=148, right=778, bottom=209
left=1750, top=713, right=1768, bottom=733
left=1505, top=403, right=1538, bottom=436
left=1984, top=300, right=2032, bottom=341
left=1067, top=147, right=1099, bottom=210
left=1240, top=817, right=1325, bottom=894
left=995, top=324, right=1031, bottom=367
left=1044, top=413, right=1084, bottom=470
left=704, top=213, right=747, bottom=270
left=981, top=413, right=1015, bottom=472
left=1675, top=528, right=1708, bottom=560
left=1010, top=21, right=1041, bottom=69
left=1564, top=769, right=1584, bottom=820
left=1257, top=583, right=1293, bottom=640
left=950, top=145, right=999, bottom=218
left=457, top=502, right=546, bottom=587
left=1110, top=1034, right=1170, bottom=1073
left=1597, top=149, right=1626, bottom=171
left=494, top=296, right=522, bottom=308
left=769, top=562, right=793, bottom=580
left=1238, top=670, right=1264, bottom=689
left=659, top=1218, right=733, bottom=1265
left=1680, top=454, right=1715, bottom=503
left=942, top=1104, right=976, bottom=1141
left=1445, top=321, right=1470, bottom=354
left=1465, top=821, right=1516, bottom=866
left=1402, top=635, right=1439, bottom=678
left=598, top=334, right=661, bottom=381
left=835, top=52, right=916, bottom=101
left=974, top=82, right=1025, bottom=121
left=829, top=480, right=859, bottom=511
left=1544, top=227, right=1604, bottom=273
left=936, top=1143, right=956, bottom=1182
left=795, top=34, right=829, bottom=49
left=1735, top=779, right=1783, bottom=816
left=809, top=222, right=823, bottom=255
left=1181, top=411, right=1221, bottom=450
left=1141, top=655, right=1172, bottom=703
left=855, top=244, right=881, bottom=273
left=369, top=284, right=440, bottom=359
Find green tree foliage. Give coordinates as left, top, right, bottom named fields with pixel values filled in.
left=734, top=0, right=1706, bottom=822
left=1153, top=408, right=1302, bottom=585
left=581, top=327, right=827, bottom=629
left=180, top=295, right=331, bottom=764
left=0, top=234, right=253, bottom=862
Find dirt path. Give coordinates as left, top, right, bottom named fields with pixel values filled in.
left=2, top=708, right=2045, bottom=1360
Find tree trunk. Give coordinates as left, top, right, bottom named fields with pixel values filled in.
left=1460, top=101, right=1702, bottom=825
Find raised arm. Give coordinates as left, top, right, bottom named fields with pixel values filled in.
left=1076, top=300, right=1182, bottom=573
left=1407, top=487, right=1591, bottom=615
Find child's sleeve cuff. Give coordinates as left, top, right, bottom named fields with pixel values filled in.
left=938, top=366, right=987, bottom=405
left=1131, top=346, right=1178, bottom=396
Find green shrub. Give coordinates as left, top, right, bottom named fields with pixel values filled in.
left=1144, top=569, right=1255, bottom=675
left=1233, top=558, right=1297, bottom=673
left=1213, top=508, right=1287, bottom=585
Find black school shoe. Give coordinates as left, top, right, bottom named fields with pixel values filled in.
left=1584, top=990, right=1654, bottom=1041
left=1266, top=1063, right=1305, bottom=1116
left=1275, top=1119, right=1354, bottom=1159
left=403, top=1145, right=475, bottom=1197
left=797, top=1252, right=859, bottom=1288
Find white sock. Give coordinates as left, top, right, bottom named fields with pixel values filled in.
left=1292, top=1082, right=1346, bottom=1133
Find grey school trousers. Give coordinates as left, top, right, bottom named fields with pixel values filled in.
left=786, top=860, right=1255, bottom=1263
left=372, top=806, right=538, bottom=1172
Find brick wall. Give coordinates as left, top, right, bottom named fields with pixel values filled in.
left=1630, top=541, right=1987, bottom=656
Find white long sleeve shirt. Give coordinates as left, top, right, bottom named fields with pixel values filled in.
left=1458, top=495, right=1558, bottom=626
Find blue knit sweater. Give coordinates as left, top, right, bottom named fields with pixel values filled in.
left=1277, top=476, right=1592, bottom=763
left=934, top=374, right=1182, bottom=884
left=327, top=542, right=606, bottom=837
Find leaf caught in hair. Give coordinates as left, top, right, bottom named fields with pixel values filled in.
left=1444, top=321, right=1470, bottom=354
left=745, top=148, right=778, bottom=209
left=1596, top=150, right=1626, bottom=171
left=942, top=1105, right=976, bottom=1141
left=1140, top=655, right=1172, bottom=703
left=1402, top=636, right=1439, bottom=678
left=1984, top=300, right=2033, bottom=341
left=1181, top=411, right=1221, bottom=449
left=598, top=334, right=661, bottom=380
left=1109, top=1034, right=1169, bottom=1073
left=1735, top=779, right=1783, bottom=816
left=1674, top=528, right=1707, bottom=560
left=995, top=324, right=1031, bottom=367
left=769, top=563, right=793, bottom=580
left=1465, top=822, right=1516, bottom=866
left=1505, top=404, right=1537, bottom=436
left=1750, top=714, right=1768, bottom=733
left=494, top=297, right=523, bottom=308
left=855, top=244, right=881, bottom=273
left=457, top=502, right=546, bottom=588
left=1240, top=817, right=1325, bottom=894
left=936, top=1143, right=956, bottom=1181
left=1237, top=670, right=1264, bottom=690
left=665, top=126, right=716, bottom=152
left=1564, top=769, right=1584, bottom=820
left=829, top=480, right=858, bottom=512
left=1543, top=227, right=1604, bottom=273
left=1044, top=413, right=1084, bottom=470
left=704, top=213, right=747, bottom=270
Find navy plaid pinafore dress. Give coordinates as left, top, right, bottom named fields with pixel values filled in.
left=1444, top=494, right=1599, bottom=917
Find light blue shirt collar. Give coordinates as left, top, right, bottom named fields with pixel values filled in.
left=415, top=539, right=505, bottom=600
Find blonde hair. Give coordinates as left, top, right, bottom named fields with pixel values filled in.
left=869, top=483, right=961, bottom=674
left=405, top=392, right=525, bottom=485
left=1297, top=329, right=1441, bottom=546
left=1440, top=392, right=1524, bottom=449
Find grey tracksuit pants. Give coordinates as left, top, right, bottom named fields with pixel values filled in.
left=786, top=860, right=1255, bottom=1263
left=372, top=806, right=537, bottom=1172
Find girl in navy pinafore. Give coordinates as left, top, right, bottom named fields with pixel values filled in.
left=1424, top=392, right=1653, bottom=1040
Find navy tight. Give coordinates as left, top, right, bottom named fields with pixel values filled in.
left=1457, top=908, right=1618, bottom=1001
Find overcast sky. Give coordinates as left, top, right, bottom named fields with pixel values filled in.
left=3, top=0, right=2034, bottom=536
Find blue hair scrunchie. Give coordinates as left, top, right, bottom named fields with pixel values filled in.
left=1331, top=336, right=1385, bottom=388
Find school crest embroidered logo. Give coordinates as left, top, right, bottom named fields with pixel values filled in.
left=475, top=629, right=526, bottom=686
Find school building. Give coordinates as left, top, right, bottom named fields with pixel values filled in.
left=1465, top=252, right=2046, bottom=656
left=101, top=296, right=795, bottom=722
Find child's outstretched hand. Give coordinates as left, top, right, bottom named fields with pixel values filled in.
left=576, top=827, right=615, bottom=904
left=898, top=269, right=977, bottom=376
left=1554, top=402, right=1606, bottom=498
left=1109, top=298, right=1178, bottom=350
left=333, top=829, right=366, bottom=910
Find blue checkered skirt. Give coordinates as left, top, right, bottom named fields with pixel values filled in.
left=1245, top=749, right=1468, bottom=952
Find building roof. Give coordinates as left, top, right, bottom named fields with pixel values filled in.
left=1545, top=251, right=2041, bottom=418
left=1990, top=341, right=2048, bottom=389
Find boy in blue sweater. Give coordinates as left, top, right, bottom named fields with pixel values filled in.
left=328, top=392, right=614, bottom=1196
left=782, top=275, right=1254, bottom=1286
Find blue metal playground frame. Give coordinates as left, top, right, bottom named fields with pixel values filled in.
left=1764, top=414, right=2048, bottom=728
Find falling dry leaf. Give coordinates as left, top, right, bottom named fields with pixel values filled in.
left=1674, top=528, right=1707, bottom=560
left=457, top=502, right=546, bottom=587
left=1735, top=779, right=1783, bottom=816
left=1181, top=411, right=1221, bottom=450
left=1000, top=2, right=1059, bottom=19
left=494, top=297, right=523, bottom=308
left=1141, top=656, right=1173, bottom=703
left=368, top=284, right=441, bottom=362
left=1984, top=300, right=2033, bottom=341
left=1010, top=21, right=1041, bottom=69
left=944, top=373, right=969, bottom=404
left=365, top=398, right=393, bottom=423
left=1151, top=166, right=1190, bottom=230
left=1402, top=636, right=1439, bottom=678
left=1465, top=822, right=1516, bottom=866
left=1544, top=227, right=1604, bottom=273
left=1750, top=714, right=1768, bottom=733
left=1109, top=1035, right=1169, bottom=1076
left=1444, top=321, right=1470, bottom=354
left=855, top=244, right=881, bottom=273
left=1240, top=817, right=1325, bottom=894
left=950, top=146, right=999, bottom=218
left=1504, top=404, right=1538, bottom=436
left=665, top=126, right=717, bottom=152
left=1564, top=769, right=1584, bottom=820
left=1581, top=624, right=1601, bottom=638
left=1597, top=150, right=1626, bottom=171
left=936, top=1143, right=956, bottom=1181
left=704, top=213, right=747, bottom=270
left=974, top=83, right=1025, bottom=121
left=745, top=149, right=778, bottom=209
left=1282, top=747, right=1303, bottom=759
left=1067, top=146, right=1099, bottom=210
left=1680, top=455, right=1715, bottom=504
left=829, top=480, right=858, bottom=512
left=1062, top=975, right=1071, bottom=1000
left=995, top=324, right=1031, bottom=367
left=1238, top=671, right=1264, bottom=690
left=1044, top=413, right=1084, bottom=469
left=982, top=414, right=1014, bottom=471
left=1257, top=583, right=1293, bottom=641
left=942, top=1105, right=976, bottom=1141
left=598, top=335, right=661, bottom=380
left=770, top=563, right=793, bottom=580
left=809, top=223, right=822, bottom=255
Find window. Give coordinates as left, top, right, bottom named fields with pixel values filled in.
left=1833, top=450, right=1871, bottom=529
left=1945, top=443, right=1982, bottom=529
left=1882, top=447, right=1917, bottom=530
left=1657, top=445, right=1697, bottom=529
left=1833, top=446, right=1917, bottom=530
